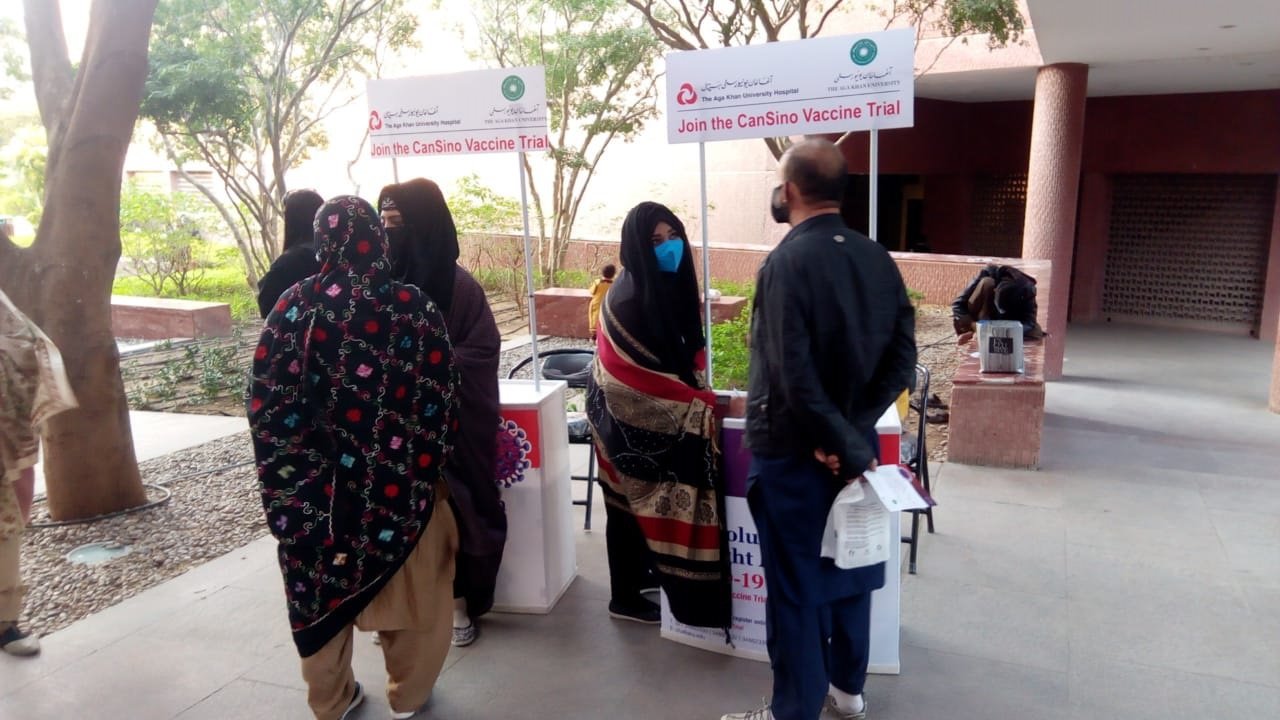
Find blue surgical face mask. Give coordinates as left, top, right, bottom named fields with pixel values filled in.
left=654, top=238, right=684, bottom=273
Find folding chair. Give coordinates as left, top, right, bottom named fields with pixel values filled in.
left=900, top=363, right=936, bottom=574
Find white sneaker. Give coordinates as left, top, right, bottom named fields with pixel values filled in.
left=0, top=625, right=40, bottom=657
left=390, top=701, right=426, bottom=719
left=825, top=693, right=867, bottom=720
left=721, top=701, right=772, bottom=720
left=452, top=621, right=477, bottom=647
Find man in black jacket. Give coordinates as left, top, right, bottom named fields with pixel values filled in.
left=951, top=264, right=1045, bottom=343
left=724, top=139, right=916, bottom=720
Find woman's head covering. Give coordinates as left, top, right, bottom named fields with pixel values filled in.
left=248, top=194, right=457, bottom=658
left=377, top=179, right=460, bottom=313
left=281, top=189, right=325, bottom=251
left=612, top=202, right=704, bottom=385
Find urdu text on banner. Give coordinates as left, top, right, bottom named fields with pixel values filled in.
left=366, top=66, right=551, bottom=158
left=665, top=29, right=916, bottom=144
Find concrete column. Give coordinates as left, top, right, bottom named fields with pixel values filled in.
left=1021, top=63, right=1088, bottom=380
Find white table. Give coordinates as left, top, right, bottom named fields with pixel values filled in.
left=661, top=405, right=904, bottom=674
left=491, top=379, right=577, bottom=614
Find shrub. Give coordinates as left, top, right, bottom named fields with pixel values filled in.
left=119, top=182, right=220, bottom=296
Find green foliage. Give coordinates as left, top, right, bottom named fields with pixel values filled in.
left=0, top=18, right=30, bottom=102
left=124, top=328, right=248, bottom=408
left=0, top=122, right=47, bottom=226
left=711, top=279, right=756, bottom=300
left=927, top=0, right=1025, bottom=49
left=450, top=174, right=522, bottom=235
left=113, top=264, right=258, bottom=323
left=119, top=183, right=221, bottom=296
left=472, top=0, right=663, bottom=276
left=710, top=305, right=752, bottom=391
left=143, top=0, right=419, bottom=276
left=552, top=269, right=593, bottom=289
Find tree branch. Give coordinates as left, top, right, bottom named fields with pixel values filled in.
left=813, top=0, right=848, bottom=37
left=22, top=0, right=74, bottom=147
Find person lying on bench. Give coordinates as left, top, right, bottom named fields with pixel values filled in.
left=952, top=264, right=1046, bottom=344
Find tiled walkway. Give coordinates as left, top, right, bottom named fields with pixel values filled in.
left=3, top=325, right=1277, bottom=719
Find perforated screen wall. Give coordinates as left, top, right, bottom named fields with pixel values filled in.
left=1103, top=174, right=1275, bottom=332
left=969, top=174, right=1028, bottom=258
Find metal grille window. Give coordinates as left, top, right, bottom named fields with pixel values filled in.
left=969, top=173, right=1028, bottom=258
left=1103, top=174, right=1275, bottom=332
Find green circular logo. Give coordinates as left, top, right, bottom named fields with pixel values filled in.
left=501, top=75, right=526, bottom=101
left=851, top=39, right=878, bottom=66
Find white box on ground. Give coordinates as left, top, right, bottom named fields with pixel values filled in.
left=661, top=406, right=904, bottom=674
left=491, top=380, right=577, bottom=614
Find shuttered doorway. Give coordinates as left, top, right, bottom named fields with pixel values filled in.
left=1103, top=174, right=1276, bottom=334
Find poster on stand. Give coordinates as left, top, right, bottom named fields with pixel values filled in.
left=665, top=29, right=915, bottom=144
left=367, top=66, right=550, bottom=157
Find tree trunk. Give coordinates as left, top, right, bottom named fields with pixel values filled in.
left=1, top=0, right=160, bottom=520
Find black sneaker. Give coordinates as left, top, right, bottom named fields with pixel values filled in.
left=608, top=598, right=661, bottom=624
left=0, top=624, right=40, bottom=657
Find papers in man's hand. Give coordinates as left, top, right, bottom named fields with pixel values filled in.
left=821, top=481, right=891, bottom=570
left=864, top=465, right=934, bottom=511
left=820, top=465, right=935, bottom=570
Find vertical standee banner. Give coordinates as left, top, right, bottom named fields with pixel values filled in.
left=659, top=29, right=915, bottom=674
left=367, top=66, right=551, bottom=386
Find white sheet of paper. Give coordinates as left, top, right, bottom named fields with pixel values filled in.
left=865, top=465, right=931, bottom=511
left=822, top=482, right=892, bottom=570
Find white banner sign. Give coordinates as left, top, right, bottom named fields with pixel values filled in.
left=366, top=67, right=550, bottom=158
left=665, top=30, right=915, bottom=144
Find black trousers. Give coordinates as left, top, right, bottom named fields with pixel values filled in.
left=603, top=499, right=655, bottom=603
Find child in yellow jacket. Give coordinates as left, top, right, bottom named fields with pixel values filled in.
left=587, top=264, right=616, bottom=336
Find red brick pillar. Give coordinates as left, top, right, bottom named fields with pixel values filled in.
left=1021, top=63, right=1088, bottom=381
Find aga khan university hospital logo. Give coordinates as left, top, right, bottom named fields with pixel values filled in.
left=502, top=75, right=526, bottom=101
left=850, top=38, right=878, bottom=66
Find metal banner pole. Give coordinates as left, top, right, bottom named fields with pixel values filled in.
left=518, top=151, right=540, bottom=390
left=392, top=157, right=400, bottom=183
left=699, top=141, right=713, bottom=388
left=869, top=128, right=879, bottom=242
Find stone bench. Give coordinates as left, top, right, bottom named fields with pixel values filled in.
left=533, top=287, right=748, bottom=339
left=111, top=295, right=234, bottom=341
left=947, top=339, right=1046, bottom=469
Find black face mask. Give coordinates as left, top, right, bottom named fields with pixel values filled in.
left=770, top=184, right=790, bottom=224
left=384, top=226, right=407, bottom=271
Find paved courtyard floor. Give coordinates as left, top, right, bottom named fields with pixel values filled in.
left=2, top=325, right=1277, bottom=719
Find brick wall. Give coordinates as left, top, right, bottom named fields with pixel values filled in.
left=948, top=383, right=1046, bottom=469
left=462, top=233, right=1053, bottom=326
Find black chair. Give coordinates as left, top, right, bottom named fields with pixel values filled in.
left=507, top=349, right=597, bottom=530
left=900, top=363, right=936, bottom=574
